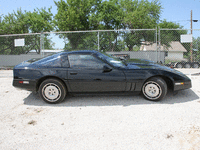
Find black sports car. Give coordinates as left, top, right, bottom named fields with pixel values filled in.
left=13, top=50, right=192, bottom=104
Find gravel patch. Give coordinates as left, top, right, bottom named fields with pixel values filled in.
left=0, top=70, right=200, bottom=150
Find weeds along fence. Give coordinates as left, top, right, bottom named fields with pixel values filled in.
left=0, top=28, right=200, bottom=67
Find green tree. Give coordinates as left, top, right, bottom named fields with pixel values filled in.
left=54, top=0, right=101, bottom=50
left=190, top=37, right=200, bottom=62
left=63, top=32, right=98, bottom=50
left=120, top=0, right=161, bottom=29
left=0, top=9, right=29, bottom=35
left=158, top=19, right=187, bottom=49
left=26, top=8, right=54, bottom=53
left=158, top=20, right=193, bottom=62
left=54, top=0, right=163, bottom=52
left=0, top=9, right=28, bottom=54
left=0, top=8, right=54, bottom=54
left=96, top=0, right=123, bottom=51
left=119, top=0, right=162, bottom=51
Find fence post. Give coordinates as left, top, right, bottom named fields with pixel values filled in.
left=158, top=26, right=161, bottom=63
left=40, top=32, right=44, bottom=57
left=98, top=31, right=100, bottom=51
left=155, top=27, right=158, bottom=63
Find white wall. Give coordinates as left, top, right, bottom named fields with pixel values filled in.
left=107, top=51, right=165, bottom=63
left=165, top=52, right=184, bottom=61
left=0, top=54, right=42, bottom=67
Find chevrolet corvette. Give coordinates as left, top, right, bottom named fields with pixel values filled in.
left=13, top=50, right=192, bottom=104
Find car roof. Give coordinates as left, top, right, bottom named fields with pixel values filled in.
left=60, top=50, right=99, bottom=55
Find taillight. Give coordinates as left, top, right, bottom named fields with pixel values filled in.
left=19, top=81, right=29, bottom=84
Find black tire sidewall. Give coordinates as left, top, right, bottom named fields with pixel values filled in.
left=39, top=79, right=66, bottom=104
left=142, top=77, right=167, bottom=101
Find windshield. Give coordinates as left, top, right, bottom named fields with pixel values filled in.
left=96, top=52, right=126, bottom=68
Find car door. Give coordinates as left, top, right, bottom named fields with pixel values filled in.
left=67, top=54, right=126, bottom=92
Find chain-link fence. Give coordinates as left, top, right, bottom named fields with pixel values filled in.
left=0, top=29, right=200, bottom=68
left=159, top=29, right=200, bottom=68
left=0, top=33, right=42, bottom=55
left=42, top=29, right=157, bottom=51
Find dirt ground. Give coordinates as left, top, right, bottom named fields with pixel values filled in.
left=0, top=69, right=200, bottom=150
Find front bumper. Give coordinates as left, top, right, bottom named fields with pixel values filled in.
left=174, top=81, right=192, bottom=91
left=13, top=79, right=37, bottom=91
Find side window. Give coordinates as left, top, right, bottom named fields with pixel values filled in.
left=39, top=56, right=61, bottom=67
left=61, top=55, right=69, bottom=67
left=68, top=54, right=106, bottom=69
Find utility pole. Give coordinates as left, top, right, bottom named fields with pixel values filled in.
left=190, top=10, right=193, bottom=62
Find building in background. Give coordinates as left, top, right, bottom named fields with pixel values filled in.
left=140, top=41, right=187, bottom=61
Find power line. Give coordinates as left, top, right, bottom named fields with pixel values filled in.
left=169, top=20, right=199, bottom=22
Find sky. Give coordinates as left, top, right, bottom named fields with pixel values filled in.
left=1, top=0, right=200, bottom=29
left=159, top=0, right=200, bottom=30
left=0, top=0, right=200, bottom=48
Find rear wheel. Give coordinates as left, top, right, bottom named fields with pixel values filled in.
left=39, top=79, right=66, bottom=104
left=142, top=77, right=167, bottom=101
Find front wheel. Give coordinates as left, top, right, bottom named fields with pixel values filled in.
left=39, top=79, right=66, bottom=104
left=142, top=77, right=167, bottom=101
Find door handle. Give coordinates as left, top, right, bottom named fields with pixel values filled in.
left=95, top=78, right=101, bottom=81
left=70, top=72, right=77, bottom=75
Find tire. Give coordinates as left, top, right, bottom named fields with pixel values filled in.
left=176, top=63, right=183, bottom=68
left=142, top=77, right=167, bottom=101
left=39, top=79, right=66, bottom=104
left=193, top=63, right=199, bottom=68
left=184, top=63, right=191, bottom=68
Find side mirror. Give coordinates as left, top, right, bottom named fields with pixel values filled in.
left=103, top=65, right=112, bottom=72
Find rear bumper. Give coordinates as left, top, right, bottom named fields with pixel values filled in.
left=13, top=79, right=37, bottom=91
left=174, top=81, right=192, bottom=91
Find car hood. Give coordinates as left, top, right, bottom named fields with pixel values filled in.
left=126, top=59, right=160, bottom=69
left=126, top=59, right=155, bottom=64
left=125, top=60, right=187, bottom=76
